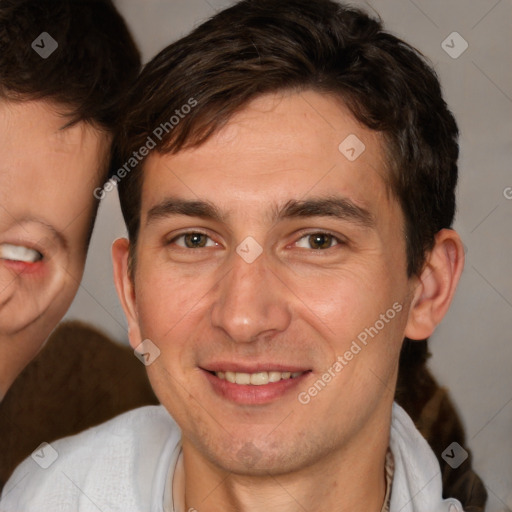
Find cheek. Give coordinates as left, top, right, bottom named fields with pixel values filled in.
left=288, top=263, right=396, bottom=335
left=134, top=263, right=211, bottom=342
left=308, top=271, right=408, bottom=375
left=44, top=270, right=81, bottom=322
left=0, top=260, right=79, bottom=335
left=36, top=290, right=76, bottom=339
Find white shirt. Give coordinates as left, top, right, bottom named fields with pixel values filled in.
left=0, top=403, right=465, bottom=512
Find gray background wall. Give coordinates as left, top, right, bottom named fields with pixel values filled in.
left=64, top=0, right=512, bottom=509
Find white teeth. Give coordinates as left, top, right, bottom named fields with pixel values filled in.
left=0, top=243, right=42, bottom=263
left=268, top=371, right=282, bottom=383
left=215, top=370, right=305, bottom=385
left=235, top=373, right=251, bottom=385
left=250, top=372, right=268, bottom=385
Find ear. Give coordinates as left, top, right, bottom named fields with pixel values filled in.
left=112, top=237, right=142, bottom=349
left=404, top=229, right=465, bottom=340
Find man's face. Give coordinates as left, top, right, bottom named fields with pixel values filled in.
left=124, top=91, right=416, bottom=475
left=0, top=100, right=108, bottom=369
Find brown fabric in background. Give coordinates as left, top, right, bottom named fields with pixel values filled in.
left=0, top=321, right=159, bottom=489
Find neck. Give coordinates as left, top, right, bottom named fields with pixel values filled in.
left=181, top=424, right=389, bottom=512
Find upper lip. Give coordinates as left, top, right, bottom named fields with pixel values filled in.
left=202, top=362, right=311, bottom=373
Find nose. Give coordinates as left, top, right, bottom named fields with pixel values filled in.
left=210, top=250, right=292, bottom=344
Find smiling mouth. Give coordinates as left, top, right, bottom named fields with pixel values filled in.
left=0, top=243, right=42, bottom=263
left=213, top=370, right=307, bottom=385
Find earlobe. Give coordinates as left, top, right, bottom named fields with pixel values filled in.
left=111, top=237, right=142, bottom=349
left=404, top=229, right=465, bottom=340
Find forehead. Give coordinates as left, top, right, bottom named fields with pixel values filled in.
left=0, top=98, right=110, bottom=182
left=1, top=99, right=89, bottom=146
left=141, top=90, right=395, bottom=221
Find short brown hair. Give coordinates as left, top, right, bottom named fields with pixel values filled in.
left=0, top=0, right=140, bottom=135
left=115, top=0, right=459, bottom=277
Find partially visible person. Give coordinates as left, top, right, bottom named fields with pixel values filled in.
left=0, top=0, right=139, bottom=398
left=0, top=0, right=158, bottom=490
left=0, top=96, right=107, bottom=398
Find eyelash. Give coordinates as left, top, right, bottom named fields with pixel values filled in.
left=166, top=230, right=345, bottom=251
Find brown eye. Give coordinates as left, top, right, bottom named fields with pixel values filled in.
left=168, top=232, right=218, bottom=250
left=183, top=233, right=208, bottom=248
left=295, top=232, right=341, bottom=250
left=308, top=233, right=335, bottom=249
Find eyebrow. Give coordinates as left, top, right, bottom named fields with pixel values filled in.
left=146, top=196, right=374, bottom=228
left=147, top=199, right=224, bottom=225
left=278, top=197, right=374, bottom=228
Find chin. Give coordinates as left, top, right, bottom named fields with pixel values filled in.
left=199, top=435, right=315, bottom=477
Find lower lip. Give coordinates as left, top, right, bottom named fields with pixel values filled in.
left=202, top=369, right=311, bottom=405
left=0, top=259, right=45, bottom=276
